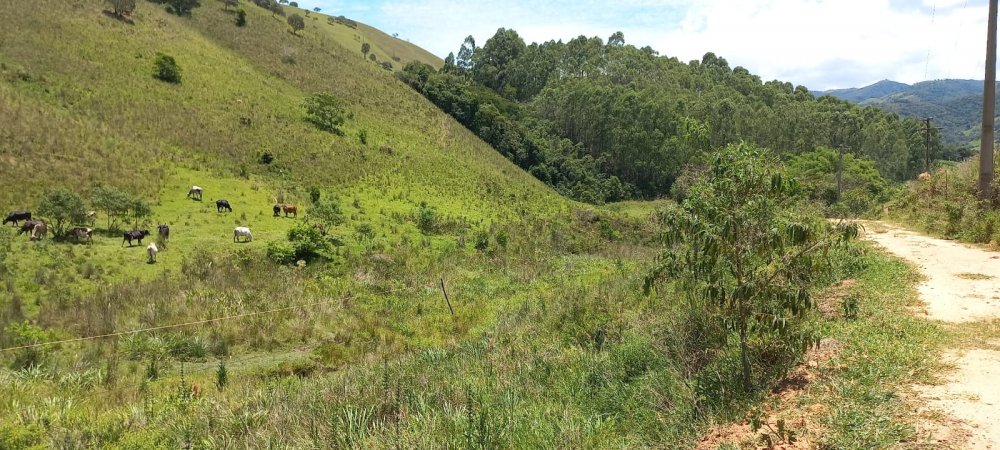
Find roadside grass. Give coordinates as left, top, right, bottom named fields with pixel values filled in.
left=797, top=244, right=950, bottom=448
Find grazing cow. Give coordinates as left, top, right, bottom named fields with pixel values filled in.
left=187, top=186, right=203, bottom=201
left=216, top=199, right=233, bottom=213
left=147, top=242, right=158, bottom=263
left=29, top=222, right=47, bottom=241
left=273, top=204, right=281, bottom=217
left=17, top=220, right=42, bottom=236
left=917, top=172, right=931, bottom=181
left=122, top=229, right=150, bottom=247
left=71, top=226, right=93, bottom=244
left=233, top=226, right=252, bottom=243
left=281, top=204, right=298, bottom=218
left=3, top=211, right=31, bottom=226
left=157, top=224, right=170, bottom=241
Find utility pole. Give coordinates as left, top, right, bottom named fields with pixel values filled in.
left=980, top=0, right=998, bottom=199
left=923, top=117, right=934, bottom=174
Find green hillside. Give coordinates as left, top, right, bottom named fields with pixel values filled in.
left=0, top=1, right=905, bottom=448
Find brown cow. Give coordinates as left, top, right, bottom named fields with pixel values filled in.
left=281, top=204, right=297, bottom=218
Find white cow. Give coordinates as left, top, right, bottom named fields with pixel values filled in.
left=147, top=242, right=158, bottom=263
left=187, top=186, right=203, bottom=200
left=233, top=226, right=252, bottom=243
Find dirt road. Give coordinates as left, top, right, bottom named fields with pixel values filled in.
left=863, top=222, right=1000, bottom=448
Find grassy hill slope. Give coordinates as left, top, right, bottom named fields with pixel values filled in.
left=0, top=0, right=554, bottom=220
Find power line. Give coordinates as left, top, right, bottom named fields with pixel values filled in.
left=0, top=285, right=417, bottom=353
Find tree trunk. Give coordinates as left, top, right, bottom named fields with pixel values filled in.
left=739, top=313, right=752, bottom=392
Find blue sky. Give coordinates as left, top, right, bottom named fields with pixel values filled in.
left=304, top=0, right=991, bottom=90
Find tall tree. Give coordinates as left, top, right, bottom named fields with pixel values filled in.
left=472, top=28, right=526, bottom=95
left=456, top=35, right=475, bottom=71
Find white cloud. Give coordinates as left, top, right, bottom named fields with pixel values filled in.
left=312, top=0, right=992, bottom=90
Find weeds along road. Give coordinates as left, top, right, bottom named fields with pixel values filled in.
left=863, top=221, right=1000, bottom=449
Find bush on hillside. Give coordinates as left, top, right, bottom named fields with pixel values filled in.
left=309, top=197, right=345, bottom=226
left=287, top=13, right=305, bottom=35
left=249, top=0, right=283, bottom=15
left=235, top=8, right=247, bottom=26
left=38, top=188, right=87, bottom=237
left=152, top=53, right=181, bottom=84
left=106, top=0, right=136, bottom=17
left=302, top=93, right=346, bottom=135
left=149, top=0, right=201, bottom=16
left=648, top=142, right=858, bottom=392
left=415, top=202, right=440, bottom=234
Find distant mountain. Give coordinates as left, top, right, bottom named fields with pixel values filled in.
left=814, top=79, right=910, bottom=103
left=818, top=79, right=999, bottom=147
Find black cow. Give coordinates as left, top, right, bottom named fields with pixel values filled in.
left=273, top=204, right=281, bottom=217
left=3, top=211, right=31, bottom=226
left=122, top=229, right=150, bottom=247
left=157, top=224, right=170, bottom=241
left=216, top=199, right=232, bottom=213
left=17, top=220, right=41, bottom=236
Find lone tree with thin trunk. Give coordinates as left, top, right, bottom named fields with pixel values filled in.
left=646, top=142, right=857, bottom=392
left=287, top=13, right=304, bottom=35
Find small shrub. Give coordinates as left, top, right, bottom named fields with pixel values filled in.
left=358, top=129, right=368, bottom=145
left=309, top=197, right=345, bottom=226
left=281, top=47, right=297, bottom=64
left=415, top=202, right=440, bottom=234
left=216, top=361, right=228, bottom=390
left=266, top=241, right=296, bottom=264
left=287, top=13, right=305, bottom=34
left=235, top=8, right=247, bottom=26
left=309, top=187, right=321, bottom=203
left=6, top=322, right=57, bottom=370
left=106, top=0, right=136, bottom=17
left=258, top=152, right=274, bottom=164
left=473, top=229, right=489, bottom=251
left=302, top=93, right=346, bottom=134
left=153, top=53, right=181, bottom=83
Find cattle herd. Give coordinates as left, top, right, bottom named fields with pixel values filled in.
left=4, top=186, right=301, bottom=263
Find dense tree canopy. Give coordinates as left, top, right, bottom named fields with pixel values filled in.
left=401, top=28, right=948, bottom=203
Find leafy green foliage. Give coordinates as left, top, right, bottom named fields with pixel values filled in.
left=287, top=13, right=304, bottom=34
left=216, top=360, right=228, bottom=390
left=5, top=321, right=57, bottom=370
left=309, top=196, right=345, bottom=226
left=235, top=8, right=246, bottom=26
left=150, top=0, right=200, bottom=16
left=105, top=0, right=136, bottom=17
left=38, top=188, right=87, bottom=237
left=786, top=147, right=891, bottom=216
left=302, top=93, right=346, bottom=135
left=399, top=62, right=629, bottom=203
left=415, top=201, right=440, bottom=234
left=402, top=30, right=953, bottom=203
left=648, top=143, right=858, bottom=391
left=152, top=53, right=181, bottom=83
